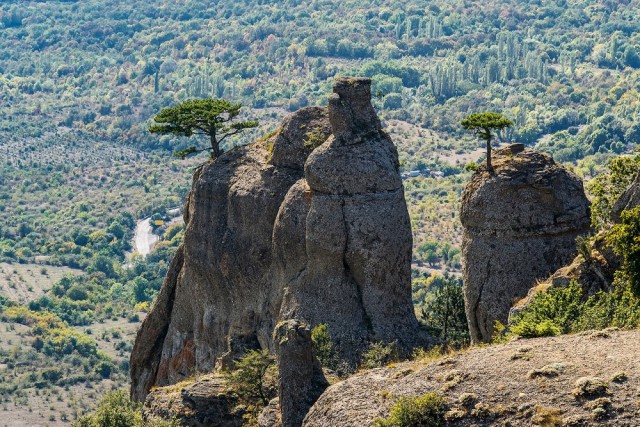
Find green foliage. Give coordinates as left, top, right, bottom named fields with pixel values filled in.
left=508, top=281, right=640, bottom=339
left=73, top=391, right=140, bottom=426
left=464, top=162, right=478, bottom=172
left=373, top=393, right=447, bottom=427
left=360, top=341, right=400, bottom=369
left=461, top=112, right=513, bottom=169
left=509, top=282, right=584, bottom=338
left=225, top=350, right=275, bottom=406
left=461, top=112, right=514, bottom=143
left=510, top=319, right=562, bottom=339
left=72, top=390, right=178, bottom=427
left=608, top=207, right=640, bottom=297
left=150, top=99, right=258, bottom=158
left=575, top=235, right=593, bottom=264
left=303, top=128, right=328, bottom=150
left=311, top=324, right=335, bottom=369
left=587, top=151, right=640, bottom=229
left=420, top=277, right=469, bottom=345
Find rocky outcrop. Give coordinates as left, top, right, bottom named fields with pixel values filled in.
left=460, top=145, right=590, bottom=343
left=131, top=77, right=425, bottom=404
left=303, top=329, right=640, bottom=426
left=275, top=78, right=423, bottom=362
left=274, top=320, right=328, bottom=427
left=143, top=373, right=245, bottom=427
left=510, top=233, right=620, bottom=320
left=611, top=170, right=640, bottom=223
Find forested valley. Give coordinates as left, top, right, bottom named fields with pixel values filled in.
left=1, top=0, right=640, bottom=424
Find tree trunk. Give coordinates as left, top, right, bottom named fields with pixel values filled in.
left=211, top=131, right=220, bottom=158
left=486, top=136, right=492, bottom=171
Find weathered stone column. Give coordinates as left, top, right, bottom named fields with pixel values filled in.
left=460, top=145, right=590, bottom=343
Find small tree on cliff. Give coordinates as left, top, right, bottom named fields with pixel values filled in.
left=461, top=112, right=513, bottom=171
left=149, top=98, right=258, bottom=159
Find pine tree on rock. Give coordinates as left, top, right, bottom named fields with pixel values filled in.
left=461, top=112, right=513, bottom=171
left=149, top=99, right=258, bottom=159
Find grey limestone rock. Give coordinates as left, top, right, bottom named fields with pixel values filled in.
left=130, top=76, right=426, bottom=410
left=275, top=320, right=328, bottom=427
left=143, top=373, right=244, bottom=427
left=460, top=146, right=590, bottom=343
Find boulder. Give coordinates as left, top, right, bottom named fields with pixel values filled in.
left=460, top=145, right=590, bottom=343
left=143, top=373, right=244, bottom=427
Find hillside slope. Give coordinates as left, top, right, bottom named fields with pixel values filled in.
left=304, top=329, right=640, bottom=426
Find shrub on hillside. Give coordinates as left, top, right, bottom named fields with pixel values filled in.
left=225, top=350, right=276, bottom=406
left=73, top=390, right=177, bottom=427
left=360, top=341, right=400, bottom=369
left=608, top=206, right=640, bottom=297
left=373, top=392, right=447, bottom=427
left=508, top=281, right=640, bottom=339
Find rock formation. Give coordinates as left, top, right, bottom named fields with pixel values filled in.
left=460, top=145, right=590, bottom=343
left=511, top=166, right=640, bottom=318
left=275, top=78, right=423, bottom=362
left=274, top=320, right=328, bottom=427
left=143, top=373, right=245, bottom=427
left=130, top=77, right=425, bottom=407
left=510, top=233, right=619, bottom=321
left=611, top=170, right=640, bottom=223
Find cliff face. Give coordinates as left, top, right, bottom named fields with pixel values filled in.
left=130, top=77, right=425, bottom=402
left=460, top=145, right=590, bottom=343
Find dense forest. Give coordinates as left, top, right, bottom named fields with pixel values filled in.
left=1, top=0, right=640, bottom=423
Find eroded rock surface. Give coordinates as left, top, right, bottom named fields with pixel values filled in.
left=143, top=373, right=244, bottom=427
left=460, top=145, right=590, bottom=343
left=303, top=329, right=640, bottom=426
left=131, top=77, right=425, bottom=405
left=275, top=320, right=327, bottom=427
left=276, top=78, right=423, bottom=362
left=612, top=170, right=640, bottom=223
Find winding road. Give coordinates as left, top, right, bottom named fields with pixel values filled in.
left=132, top=218, right=159, bottom=256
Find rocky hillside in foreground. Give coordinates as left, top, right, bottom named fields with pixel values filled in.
left=304, top=329, right=640, bottom=426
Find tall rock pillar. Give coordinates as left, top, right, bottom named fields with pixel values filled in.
left=460, top=145, right=590, bottom=343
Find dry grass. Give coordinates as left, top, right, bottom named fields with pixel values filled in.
left=0, top=263, right=83, bottom=304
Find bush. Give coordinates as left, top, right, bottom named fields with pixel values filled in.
left=360, top=341, right=400, bottom=369
left=608, top=207, right=640, bottom=297
left=73, top=390, right=142, bottom=427
left=373, top=393, right=447, bottom=427
left=509, top=281, right=584, bottom=338
left=420, top=277, right=469, bottom=345
left=225, top=350, right=275, bottom=406
left=508, top=281, right=640, bottom=339
left=587, top=153, right=640, bottom=229
left=311, top=324, right=335, bottom=368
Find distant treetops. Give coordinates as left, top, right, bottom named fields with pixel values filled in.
left=461, top=112, right=513, bottom=171
left=149, top=98, right=258, bottom=159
